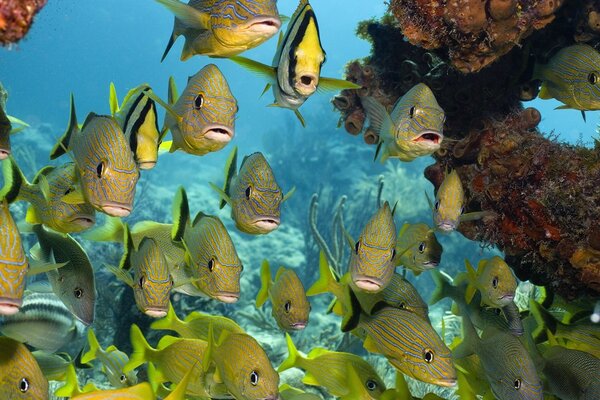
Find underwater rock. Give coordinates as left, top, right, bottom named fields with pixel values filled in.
left=0, top=0, right=47, bottom=45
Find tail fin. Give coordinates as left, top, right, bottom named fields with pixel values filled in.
left=452, top=311, right=478, bottom=359
left=217, top=146, right=237, bottom=209
left=306, top=251, right=338, bottom=296
left=81, top=329, right=102, bottom=364
left=150, top=302, right=182, bottom=333
left=82, top=215, right=125, bottom=243
left=0, top=156, right=27, bottom=203
left=125, top=324, right=155, bottom=373
left=256, top=260, right=272, bottom=307
left=529, top=299, right=557, bottom=342
left=171, top=186, right=189, bottom=242
left=120, top=223, right=134, bottom=270
left=54, top=364, right=82, bottom=398
left=164, top=362, right=195, bottom=400
left=430, top=270, right=458, bottom=305
left=277, top=333, right=300, bottom=372
left=50, top=93, right=78, bottom=160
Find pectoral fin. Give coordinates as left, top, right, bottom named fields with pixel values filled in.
left=155, top=0, right=210, bottom=30
left=230, top=56, right=276, bottom=81
left=318, top=77, right=361, bottom=92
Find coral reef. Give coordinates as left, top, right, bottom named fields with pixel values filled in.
left=0, top=0, right=47, bottom=45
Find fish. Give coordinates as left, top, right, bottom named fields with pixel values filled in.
left=81, top=329, right=138, bottom=388
left=278, top=333, right=386, bottom=399
left=462, top=256, right=517, bottom=308
left=156, top=0, right=281, bottom=60
left=150, top=302, right=245, bottom=340
left=343, top=304, right=456, bottom=388
left=2, top=157, right=96, bottom=233
left=395, top=223, right=442, bottom=274
left=541, top=345, right=600, bottom=400
left=49, top=94, right=139, bottom=217
left=31, top=351, right=72, bottom=382
left=349, top=201, right=397, bottom=292
left=65, top=383, right=155, bottom=400
left=203, top=328, right=280, bottom=400
left=0, top=292, right=81, bottom=352
left=0, top=337, right=49, bottom=400
left=158, top=65, right=237, bottom=155
left=231, top=0, right=360, bottom=126
left=380, top=371, right=446, bottom=400
left=211, top=146, right=293, bottom=234
left=109, top=83, right=161, bottom=170
left=256, top=260, right=310, bottom=331
left=30, top=224, right=95, bottom=325
left=0, top=197, right=28, bottom=315
left=54, top=363, right=99, bottom=398
left=360, top=83, right=445, bottom=162
left=534, top=44, right=600, bottom=114
left=0, top=84, right=29, bottom=160
left=107, top=223, right=173, bottom=318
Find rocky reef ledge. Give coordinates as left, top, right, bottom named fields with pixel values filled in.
left=0, top=0, right=47, bottom=46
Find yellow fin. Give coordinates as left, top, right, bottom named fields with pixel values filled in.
left=109, top=82, right=119, bottom=115
left=282, top=186, right=296, bottom=202
left=106, top=263, right=135, bottom=287
left=301, top=372, right=320, bottom=386
left=158, top=140, right=173, bottom=155
left=25, top=206, right=42, bottom=224
left=538, top=83, right=552, bottom=99
left=230, top=56, right=276, bottom=81
left=61, top=188, right=86, bottom=205
left=155, top=0, right=210, bottom=29
left=318, top=77, right=361, bottom=92
left=363, top=334, right=379, bottom=353
left=256, top=259, right=272, bottom=307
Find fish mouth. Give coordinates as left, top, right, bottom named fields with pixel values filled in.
left=215, top=292, right=240, bottom=303
left=436, top=221, right=457, bottom=232
left=497, top=294, right=515, bottom=305
left=289, top=322, right=307, bottom=330
left=144, top=308, right=168, bottom=318
left=100, top=202, right=132, bottom=217
left=70, top=215, right=96, bottom=228
left=137, top=160, right=156, bottom=170
left=422, top=260, right=439, bottom=269
left=412, top=130, right=443, bottom=145
left=202, top=124, right=234, bottom=143
left=434, top=377, right=457, bottom=388
left=352, top=276, right=383, bottom=292
left=252, top=217, right=281, bottom=231
left=243, top=16, right=281, bottom=35
left=0, top=298, right=21, bottom=315
left=0, top=149, right=9, bottom=160
left=294, top=73, right=319, bottom=96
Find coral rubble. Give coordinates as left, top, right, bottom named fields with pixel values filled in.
left=0, top=0, right=47, bottom=46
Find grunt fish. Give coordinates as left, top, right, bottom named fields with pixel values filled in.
left=109, top=83, right=161, bottom=170
left=278, top=333, right=386, bottom=399
left=395, top=222, right=442, bottom=274
left=462, top=256, right=517, bottom=308
left=349, top=201, right=397, bottom=292
left=107, top=223, right=173, bottom=318
left=65, top=383, right=155, bottom=400
left=541, top=345, right=600, bottom=400
left=212, top=146, right=292, bottom=234
left=81, top=329, right=138, bottom=388
left=231, top=0, right=360, bottom=126
left=158, top=65, right=237, bottom=155
left=0, top=197, right=28, bottom=315
left=31, top=224, right=95, bottom=325
left=361, top=83, right=445, bottom=162
left=50, top=95, right=139, bottom=217
left=256, top=260, right=310, bottom=331
left=0, top=337, right=49, bottom=400
left=31, top=351, right=72, bottom=382
left=157, top=0, right=281, bottom=60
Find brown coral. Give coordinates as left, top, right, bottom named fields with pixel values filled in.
left=0, top=0, right=47, bottom=46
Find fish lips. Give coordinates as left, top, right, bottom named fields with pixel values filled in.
left=242, top=16, right=281, bottom=36
left=100, top=202, right=132, bottom=217
left=202, top=124, right=234, bottom=143
left=496, top=293, right=515, bottom=306
left=412, top=130, right=443, bottom=146
left=252, top=217, right=281, bottom=232
left=0, top=148, right=10, bottom=160
left=137, top=160, right=157, bottom=170
left=215, top=292, right=240, bottom=303
left=434, top=377, right=458, bottom=388
left=294, top=72, right=319, bottom=96
left=436, top=220, right=458, bottom=232
left=0, top=297, right=22, bottom=315
left=69, top=214, right=96, bottom=229
left=422, top=260, right=440, bottom=269
left=352, top=275, right=384, bottom=292
left=289, top=321, right=307, bottom=330
left=144, top=307, right=168, bottom=318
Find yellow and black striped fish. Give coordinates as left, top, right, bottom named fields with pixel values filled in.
left=159, top=65, right=237, bottom=155
left=212, top=146, right=293, bottom=234
left=107, top=223, right=173, bottom=318
left=362, top=83, right=445, bottom=162
left=157, top=0, right=281, bottom=60
left=0, top=337, right=48, bottom=400
left=50, top=95, right=139, bottom=217
left=231, top=0, right=359, bottom=126
left=109, top=83, right=161, bottom=170
left=256, top=260, right=310, bottom=331
left=0, top=198, right=27, bottom=316
left=349, top=201, right=397, bottom=292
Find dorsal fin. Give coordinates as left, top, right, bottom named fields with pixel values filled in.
left=50, top=94, right=78, bottom=160
left=171, top=186, right=190, bottom=242
left=32, top=166, right=56, bottom=185
left=220, top=146, right=238, bottom=209
left=119, top=223, right=134, bottom=270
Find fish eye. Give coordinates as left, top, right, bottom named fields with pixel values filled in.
left=119, top=374, right=127, bottom=383
left=434, top=201, right=440, bottom=211
left=355, top=241, right=360, bottom=254
left=409, top=106, right=416, bottom=118
left=64, top=187, right=73, bottom=196
left=399, top=302, right=406, bottom=309
left=96, top=161, right=105, bottom=178
left=514, top=378, right=522, bottom=390
left=284, top=300, right=291, bottom=313
left=139, top=276, right=145, bottom=287
left=19, top=378, right=29, bottom=393
left=208, top=258, right=215, bottom=272
left=588, top=72, right=598, bottom=85
left=366, top=379, right=377, bottom=391
left=74, top=288, right=83, bottom=298
left=250, top=371, right=259, bottom=386
left=245, top=186, right=252, bottom=199
left=418, top=242, right=426, bottom=253
left=194, top=93, right=204, bottom=109
left=423, top=348, right=434, bottom=363
left=492, top=276, right=498, bottom=289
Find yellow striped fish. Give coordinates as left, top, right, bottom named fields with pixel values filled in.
left=151, top=302, right=245, bottom=339
left=157, top=0, right=281, bottom=60
left=2, top=157, right=96, bottom=233
left=109, top=83, right=161, bottom=170
left=31, top=224, right=96, bottom=326
left=171, top=186, right=243, bottom=302
left=50, top=95, right=139, bottom=217
left=349, top=201, right=397, bottom=292
left=430, top=169, right=464, bottom=232
left=159, top=65, right=237, bottom=155
left=0, top=198, right=28, bottom=315
left=395, top=223, right=442, bottom=274
left=81, top=329, right=138, bottom=388
left=107, top=223, right=173, bottom=318
left=256, top=260, right=310, bottom=331
left=67, top=383, right=154, bottom=400
left=534, top=44, right=600, bottom=112
left=0, top=337, right=48, bottom=400
left=343, top=306, right=456, bottom=388
left=361, top=83, right=445, bottom=162
left=462, top=256, right=517, bottom=308
left=541, top=345, right=600, bottom=400
left=278, top=333, right=386, bottom=399
left=231, top=0, right=360, bottom=126
left=212, top=146, right=292, bottom=234
left=204, top=328, right=280, bottom=400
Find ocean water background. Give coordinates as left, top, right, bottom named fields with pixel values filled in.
left=1, top=1, right=599, bottom=397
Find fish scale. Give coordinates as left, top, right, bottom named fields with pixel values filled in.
left=0, top=199, right=28, bottom=312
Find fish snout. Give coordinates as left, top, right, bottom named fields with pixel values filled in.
left=245, top=16, right=281, bottom=35
left=202, top=124, right=234, bottom=143
left=253, top=217, right=281, bottom=232
left=413, top=130, right=443, bottom=145
left=101, top=203, right=132, bottom=217
left=137, top=160, right=157, bottom=170
left=436, top=221, right=457, bottom=232
left=436, top=377, right=458, bottom=388
left=0, top=149, right=10, bottom=160
left=289, top=321, right=307, bottom=330
left=422, top=260, right=439, bottom=269
left=144, top=308, right=168, bottom=318
left=70, top=215, right=96, bottom=229
left=216, top=292, right=240, bottom=303
left=0, top=298, right=22, bottom=316
left=295, top=73, right=319, bottom=96
left=352, top=274, right=384, bottom=292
